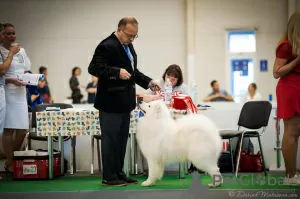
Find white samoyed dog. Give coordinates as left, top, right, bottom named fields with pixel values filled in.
left=136, top=100, right=223, bottom=188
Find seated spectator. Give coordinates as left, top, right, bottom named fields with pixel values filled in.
left=39, top=66, right=53, bottom=103
left=86, top=76, right=98, bottom=104
left=27, top=79, right=44, bottom=108
left=146, top=64, right=189, bottom=95
left=243, top=83, right=262, bottom=102
left=204, top=80, right=234, bottom=102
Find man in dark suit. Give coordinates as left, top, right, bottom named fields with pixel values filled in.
left=88, top=17, right=159, bottom=186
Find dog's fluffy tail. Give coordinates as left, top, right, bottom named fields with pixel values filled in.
left=176, top=114, right=223, bottom=154
left=176, top=114, right=220, bottom=135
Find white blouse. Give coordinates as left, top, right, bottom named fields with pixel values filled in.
left=244, top=92, right=262, bottom=102
left=146, top=78, right=189, bottom=95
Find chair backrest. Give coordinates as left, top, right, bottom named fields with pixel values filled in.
left=238, top=101, right=272, bottom=129
left=31, top=103, right=73, bottom=128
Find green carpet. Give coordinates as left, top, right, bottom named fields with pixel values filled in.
left=0, top=174, right=299, bottom=192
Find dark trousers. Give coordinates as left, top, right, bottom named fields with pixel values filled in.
left=72, top=98, right=81, bottom=104
left=99, top=111, right=131, bottom=181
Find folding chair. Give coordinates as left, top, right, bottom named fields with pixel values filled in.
left=219, top=101, right=272, bottom=177
left=90, top=134, right=102, bottom=175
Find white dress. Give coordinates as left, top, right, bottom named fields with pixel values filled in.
left=0, top=45, right=31, bottom=130
left=0, top=83, right=5, bottom=133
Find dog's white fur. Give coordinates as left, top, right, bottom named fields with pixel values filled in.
left=136, top=100, right=223, bottom=187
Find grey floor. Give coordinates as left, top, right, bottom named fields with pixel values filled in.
left=1, top=172, right=300, bottom=199
left=1, top=189, right=300, bottom=199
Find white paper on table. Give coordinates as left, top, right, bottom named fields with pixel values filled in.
left=61, top=108, right=91, bottom=112
left=17, top=73, right=44, bottom=86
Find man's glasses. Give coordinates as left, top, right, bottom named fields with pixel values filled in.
left=121, top=29, right=138, bottom=39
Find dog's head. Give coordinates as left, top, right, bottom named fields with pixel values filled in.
left=138, top=100, right=171, bottom=119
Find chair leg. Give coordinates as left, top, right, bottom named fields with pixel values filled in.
left=235, top=135, right=244, bottom=177
left=72, top=137, right=76, bottom=173
left=27, top=137, right=31, bottom=150
left=124, top=137, right=130, bottom=177
left=70, top=138, right=73, bottom=175
left=91, top=136, right=95, bottom=175
left=179, top=162, right=185, bottom=179
left=96, top=140, right=101, bottom=173
left=229, top=139, right=234, bottom=173
left=257, top=135, right=267, bottom=176
left=184, top=161, right=189, bottom=175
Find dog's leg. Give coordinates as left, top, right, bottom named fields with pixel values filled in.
left=141, top=160, right=164, bottom=186
left=206, top=166, right=223, bottom=188
left=192, top=160, right=223, bottom=188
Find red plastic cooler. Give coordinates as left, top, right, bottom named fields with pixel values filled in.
left=12, top=151, right=62, bottom=180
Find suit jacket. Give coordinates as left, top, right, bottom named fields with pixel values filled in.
left=88, top=32, right=152, bottom=113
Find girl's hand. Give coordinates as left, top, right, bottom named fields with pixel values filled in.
left=11, top=77, right=25, bottom=86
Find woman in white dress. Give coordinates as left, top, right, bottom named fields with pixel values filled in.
left=243, top=83, right=262, bottom=103
left=0, top=23, right=31, bottom=175
left=0, top=24, right=21, bottom=133
left=0, top=23, right=21, bottom=180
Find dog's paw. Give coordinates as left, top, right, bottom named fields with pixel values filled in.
left=141, top=180, right=154, bottom=186
left=208, top=182, right=221, bottom=188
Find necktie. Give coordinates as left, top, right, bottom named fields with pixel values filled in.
left=123, top=45, right=133, bottom=63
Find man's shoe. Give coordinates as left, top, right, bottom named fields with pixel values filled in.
left=102, top=179, right=127, bottom=186
left=118, top=175, right=138, bottom=184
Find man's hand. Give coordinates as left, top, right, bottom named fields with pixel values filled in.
left=215, top=93, right=223, bottom=98
left=119, top=68, right=131, bottom=80
left=148, top=80, right=161, bottom=92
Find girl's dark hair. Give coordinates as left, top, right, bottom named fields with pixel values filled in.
left=3, top=23, right=14, bottom=29
left=72, top=66, right=81, bottom=76
left=39, top=66, right=47, bottom=74
left=0, top=23, right=4, bottom=31
left=250, top=83, right=257, bottom=90
left=162, top=64, right=183, bottom=87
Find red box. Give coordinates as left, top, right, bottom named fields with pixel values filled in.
left=12, top=151, right=62, bottom=180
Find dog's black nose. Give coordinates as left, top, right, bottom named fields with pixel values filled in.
left=137, top=96, right=143, bottom=104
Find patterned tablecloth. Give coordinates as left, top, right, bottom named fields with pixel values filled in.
left=129, top=109, right=187, bottom=134
left=36, top=108, right=188, bottom=136
left=36, top=109, right=100, bottom=136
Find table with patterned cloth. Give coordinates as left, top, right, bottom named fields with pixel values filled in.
left=36, top=108, right=101, bottom=179
left=36, top=109, right=100, bottom=136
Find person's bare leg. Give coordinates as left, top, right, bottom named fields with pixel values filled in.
left=2, top=128, right=14, bottom=171
left=282, top=116, right=300, bottom=178
left=288, top=116, right=300, bottom=177
left=13, top=129, right=27, bottom=151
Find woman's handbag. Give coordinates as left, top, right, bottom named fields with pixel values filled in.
left=238, top=151, right=263, bottom=172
